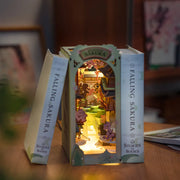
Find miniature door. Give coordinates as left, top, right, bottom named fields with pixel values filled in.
left=61, top=45, right=121, bottom=165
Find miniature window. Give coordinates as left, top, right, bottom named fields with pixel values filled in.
left=75, top=59, right=116, bottom=155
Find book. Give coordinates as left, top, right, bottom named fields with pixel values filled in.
left=120, top=46, right=144, bottom=163
left=24, top=49, right=68, bottom=164
left=144, top=126, right=180, bottom=146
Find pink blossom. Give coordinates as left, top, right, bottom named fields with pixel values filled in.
left=103, top=122, right=115, bottom=141
left=76, top=109, right=87, bottom=124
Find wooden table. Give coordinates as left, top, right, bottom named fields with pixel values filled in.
left=1, top=122, right=180, bottom=180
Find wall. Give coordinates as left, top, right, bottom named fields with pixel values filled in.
left=54, top=0, right=128, bottom=52
left=0, top=0, right=54, bottom=52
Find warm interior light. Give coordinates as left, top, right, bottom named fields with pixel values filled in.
left=101, top=163, right=121, bottom=166
left=78, top=114, right=105, bottom=154
left=84, top=71, right=104, bottom=77
left=76, top=113, right=116, bottom=155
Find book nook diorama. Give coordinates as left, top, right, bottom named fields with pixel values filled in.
left=24, top=44, right=144, bottom=166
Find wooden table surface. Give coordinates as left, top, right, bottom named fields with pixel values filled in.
left=0, top=122, right=180, bottom=180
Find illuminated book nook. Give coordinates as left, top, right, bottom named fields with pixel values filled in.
left=61, top=45, right=121, bottom=165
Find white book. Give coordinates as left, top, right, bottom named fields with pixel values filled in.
left=144, top=126, right=180, bottom=145
left=120, top=47, right=144, bottom=163
left=24, top=50, right=68, bottom=164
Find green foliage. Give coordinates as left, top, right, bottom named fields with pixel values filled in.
left=0, top=80, right=28, bottom=140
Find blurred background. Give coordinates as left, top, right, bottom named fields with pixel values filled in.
left=0, top=0, right=180, bottom=179
left=0, top=0, right=180, bottom=127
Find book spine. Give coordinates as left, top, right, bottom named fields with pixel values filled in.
left=32, top=54, right=68, bottom=164
left=121, top=53, right=144, bottom=163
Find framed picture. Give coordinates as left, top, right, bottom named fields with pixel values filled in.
left=144, top=0, right=180, bottom=69
left=0, top=26, right=46, bottom=123
left=0, top=26, right=46, bottom=80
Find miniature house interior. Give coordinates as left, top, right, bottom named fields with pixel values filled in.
left=75, top=59, right=116, bottom=155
